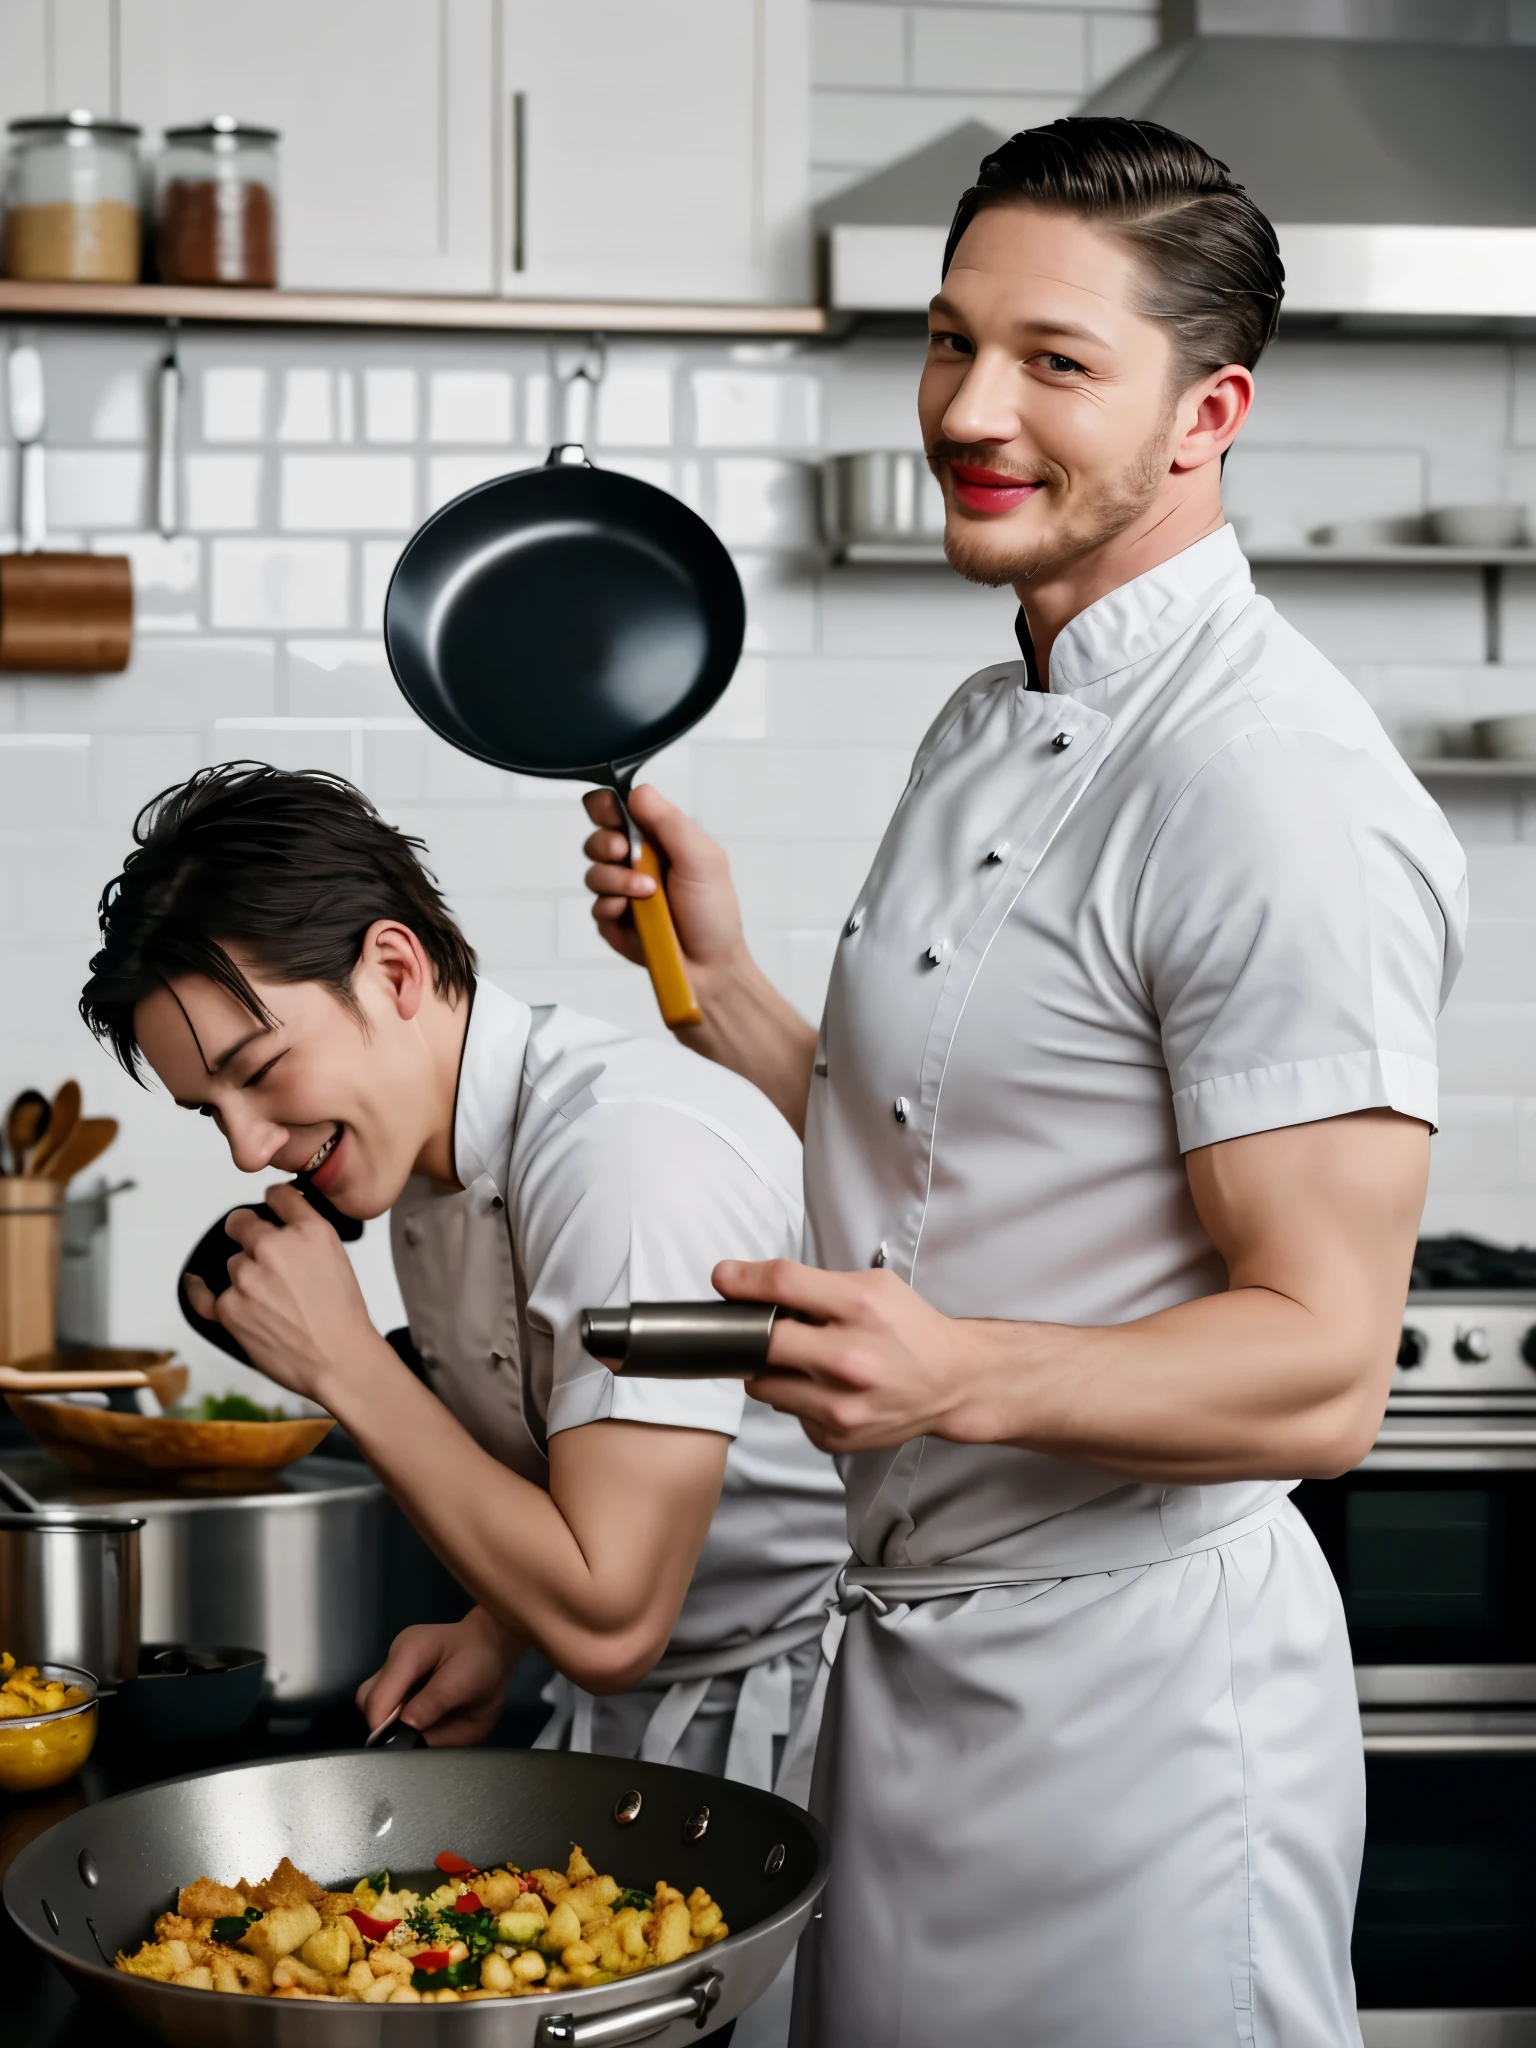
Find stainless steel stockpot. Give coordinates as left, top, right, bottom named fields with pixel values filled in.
left=0, top=1510, right=141, bottom=1688
left=3, top=1454, right=395, bottom=1710
left=820, top=449, right=946, bottom=558
left=5, top=1746, right=829, bottom=2046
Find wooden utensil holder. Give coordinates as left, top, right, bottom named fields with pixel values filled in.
left=0, top=1177, right=63, bottom=1364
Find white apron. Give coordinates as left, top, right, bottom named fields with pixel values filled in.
left=793, top=529, right=1466, bottom=2046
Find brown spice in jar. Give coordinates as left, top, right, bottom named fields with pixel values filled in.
left=5, top=199, right=141, bottom=282
left=157, top=178, right=275, bottom=287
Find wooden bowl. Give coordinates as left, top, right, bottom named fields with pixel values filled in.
left=5, top=1396, right=334, bottom=1479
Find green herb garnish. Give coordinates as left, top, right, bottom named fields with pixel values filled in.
left=413, top=1957, right=483, bottom=1991
left=210, top=1907, right=262, bottom=1944
left=360, top=1869, right=391, bottom=1893
left=615, top=1887, right=651, bottom=1913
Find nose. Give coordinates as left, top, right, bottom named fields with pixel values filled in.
left=219, top=1101, right=287, bottom=1176
left=940, top=344, right=1023, bottom=450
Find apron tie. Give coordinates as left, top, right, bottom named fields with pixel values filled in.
left=532, top=1595, right=843, bottom=1806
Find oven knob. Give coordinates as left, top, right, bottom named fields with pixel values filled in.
left=1453, top=1327, right=1492, bottom=1364
left=1396, top=1327, right=1427, bottom=1369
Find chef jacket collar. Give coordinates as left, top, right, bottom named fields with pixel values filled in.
left=1027, top=523, right=1249, bottom=697
left=452, top=976, right=533, bottom=1196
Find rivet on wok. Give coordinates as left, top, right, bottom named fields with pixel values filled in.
left=614, top=1789, right=643, bottom=1826
left=77, top=1848, right=99, bottom=1888
left=42, top=1897, right=59, bottom=1933
left=684, top=1805, right=710, bottom=1843
left=763, top=1842, right=786, bottom=1879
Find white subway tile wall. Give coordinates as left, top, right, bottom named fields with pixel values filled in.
left=5, top=312, right=1536, bottom=1362
left=809, top=0, right=1157, bottom=200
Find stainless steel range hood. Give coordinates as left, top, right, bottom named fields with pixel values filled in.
left=823, top=0, right=1536, bottom=321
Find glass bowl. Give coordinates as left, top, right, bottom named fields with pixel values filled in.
left=0, top=1662, right=98, bottom=1793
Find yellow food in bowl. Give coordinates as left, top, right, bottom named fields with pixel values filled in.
left=0, top=1652, right=98, bottom=1793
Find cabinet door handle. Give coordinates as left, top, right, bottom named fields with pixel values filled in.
left=510, top=91, right=526, bottom=272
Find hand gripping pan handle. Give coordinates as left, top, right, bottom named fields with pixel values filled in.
left=615, top=792, right=701, bottom=1030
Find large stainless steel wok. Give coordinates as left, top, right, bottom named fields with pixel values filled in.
left=4, top=1748, right=827, bottom=2046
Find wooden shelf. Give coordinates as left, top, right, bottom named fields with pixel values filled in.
left=0, top=279, right=829, bottom=337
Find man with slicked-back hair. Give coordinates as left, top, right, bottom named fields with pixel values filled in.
left=583, top=119, right=1467, bottom=2044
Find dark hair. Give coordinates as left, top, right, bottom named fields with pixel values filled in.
left=80, top=762, right=476, bottom=1078
left=943, top=116, right=1284, bottom=383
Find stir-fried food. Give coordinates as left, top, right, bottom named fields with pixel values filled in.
left=114, top=1846, right=728, bottom=2001
left=0, top=1651, right=89, bottom=1718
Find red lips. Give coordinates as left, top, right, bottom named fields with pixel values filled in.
left=948, top=463, right=1044, bottom=515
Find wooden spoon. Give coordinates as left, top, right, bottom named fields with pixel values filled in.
left=41, top=1116, right=118, bottom=1187
left=4, top=1089, right=49, bottom=1175
left=25, top=1080, right=81, bottom=1177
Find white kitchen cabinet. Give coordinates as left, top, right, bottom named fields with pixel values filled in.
left=117, top=0, right=496, bottom=294
left=499, top=0, right=809, bottom=304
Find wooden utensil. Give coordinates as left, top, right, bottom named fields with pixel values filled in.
left=4, top=1089, right=49, bottom=1174
left=6, top=1393, right=331, bottom=1480
left=41, top=1116, right=118, bottom=1186
left=25, top=1080, right=80, bottom=1178
left=0, top=1176, right=63, bottom=1362
left=0, top=1348, right=185, bottom=1407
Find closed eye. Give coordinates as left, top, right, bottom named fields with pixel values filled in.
left=244, top=1053, right=285, bottom=1089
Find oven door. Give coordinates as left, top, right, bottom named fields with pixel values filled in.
left=1293, top=1423, right=1536, bottom=1705
left=1359, top=1720, right=1536, bottom=2042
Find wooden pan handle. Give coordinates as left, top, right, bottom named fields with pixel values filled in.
left=630, top=838, right=703, bottom=1029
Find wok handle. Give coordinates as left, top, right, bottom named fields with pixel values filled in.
left=631, top=838, right=703, bottom=1029
left=537, top=1969, right=723, bottom=2043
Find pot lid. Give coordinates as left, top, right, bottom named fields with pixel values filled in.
left=8, top=110, right=141, bottom=137
left=163, top=115, right=279, bottom=143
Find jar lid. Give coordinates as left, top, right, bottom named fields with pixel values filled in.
left=163, top=115, right=279, bottom=144
left=8, top=109, right=142, bottom=137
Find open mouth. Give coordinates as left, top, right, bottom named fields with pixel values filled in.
left=948, top=463, right=1046, bottom=515
left=303, top=1127, right=341, bottom=1177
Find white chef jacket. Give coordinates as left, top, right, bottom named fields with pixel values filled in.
left=389, top=977, right=846, bottom=1745
left=791, top=525, right=1467, bottom=2048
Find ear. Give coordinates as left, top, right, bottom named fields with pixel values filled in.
left=358, top=920, right=434, bottom=1023
left=1169, top=363, right=1253, bottom=475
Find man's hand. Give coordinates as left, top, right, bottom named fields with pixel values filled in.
left=356, top=1609, right=525, bottom=1748
left=715, top=1258, right=975, bottom=1456
left=181, top=1180, right=377, bottom=1402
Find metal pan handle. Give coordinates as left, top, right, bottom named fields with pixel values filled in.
left=536, top=1968, right=723, bottom=2043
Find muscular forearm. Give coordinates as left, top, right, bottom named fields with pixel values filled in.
left=677, top=949, right=818, bottom=1135
left=955, top=1286, right=1392, bottom=1482
left=316, top=1338, right=694, bottom=1690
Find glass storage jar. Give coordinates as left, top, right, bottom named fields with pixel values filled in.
left=155, top=117, right=278, bottom=287
left=4, top=112, right=143, bottom=282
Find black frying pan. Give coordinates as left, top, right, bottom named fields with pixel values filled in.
left=383, top=445, right=745, bottom=1028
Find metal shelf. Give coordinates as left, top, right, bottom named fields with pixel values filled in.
left=0, top=279, right=828, bottom=337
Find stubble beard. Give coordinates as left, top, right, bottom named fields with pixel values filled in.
left=938, top=410, right=1174, bottom=589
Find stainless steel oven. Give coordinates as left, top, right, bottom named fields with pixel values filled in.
left=1292, top=1247, right=1536, bottom=2042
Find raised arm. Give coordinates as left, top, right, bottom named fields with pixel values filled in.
left=583, top=784, right=817, bottom=1132
left=719, top=1107, right=1426, bottom=1481
left=184, top=1182, right=728, bottom=1697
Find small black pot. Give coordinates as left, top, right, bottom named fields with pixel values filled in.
left=107, top=1643, right=265, bottom=1745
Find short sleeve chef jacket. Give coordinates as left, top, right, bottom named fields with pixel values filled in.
left=392, top=979, right=847, bottom=1653
left=805, top=525, right=1467, bottom=1577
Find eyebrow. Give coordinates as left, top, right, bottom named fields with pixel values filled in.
left=170, top=1023, right=271, bottom=1108
left=927, top=297, right=1111, bottom=350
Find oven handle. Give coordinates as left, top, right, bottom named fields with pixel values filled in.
left=1364, top=1733, right=1536, bottom=1754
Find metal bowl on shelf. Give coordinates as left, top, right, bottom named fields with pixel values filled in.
left=820, top=450, right=946, bottom=558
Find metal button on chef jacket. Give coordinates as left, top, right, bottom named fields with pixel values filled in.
left=804, top=525, right=1468, bottom=1578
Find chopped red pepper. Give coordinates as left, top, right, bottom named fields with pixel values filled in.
left=412, top=1948, right=451, bottom=1973
left=434, top=1852, right=476, bottom=1877
left=452, top=1891, right=483, bottom=1916
left=347, top=1909, right=401, bottom=1943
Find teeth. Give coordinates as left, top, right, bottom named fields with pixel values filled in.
left=305, top=1131, right=339, bottom=1174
